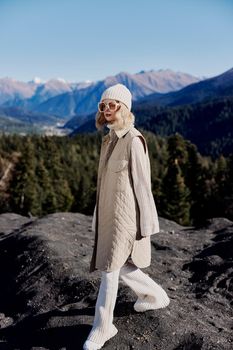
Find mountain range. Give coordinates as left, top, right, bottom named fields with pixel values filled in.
left=136, top=67, right=233, bottom=107
left=66, top=67, right=233, bottom=132
left=67, top=67, right=233, bottom=158
left=0, top=69, right=201, bottom=119
left=0, top=67, right=233, bottom=157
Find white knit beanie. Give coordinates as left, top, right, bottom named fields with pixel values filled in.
left=100, top=83, right=132, bottom=111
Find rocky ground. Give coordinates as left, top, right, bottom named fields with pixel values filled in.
left=0, top=212, right=232, bottom=350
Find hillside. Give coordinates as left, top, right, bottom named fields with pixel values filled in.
left=0, top=212, right=232, bottom=349
left=134, top=96, right=233, bottom=158
left=136, top=67, right=233, bottom=107
left=71, top=96, right=233, bottom=158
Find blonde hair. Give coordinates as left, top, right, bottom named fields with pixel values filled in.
left=95, top=101, right=135, bottom=130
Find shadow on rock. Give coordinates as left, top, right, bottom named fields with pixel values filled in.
left=0, top=308, right=95, bottom=350
left=174, top=332, right=204, bottom=350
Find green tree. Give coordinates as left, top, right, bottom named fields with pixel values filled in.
left=10, top=138, right=40, bottom=215
left=35, top=159, right=57, bottom=215
left=161, top=159, right=190, bottom=225
left=160, top=134, right=190, bottom=225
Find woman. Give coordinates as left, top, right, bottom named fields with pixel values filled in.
left=83, top=84, right=170, bottom=350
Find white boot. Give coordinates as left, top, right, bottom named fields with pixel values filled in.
left=83, top=269, right=120, bottom=350
left=119, top=262, right=170, bottom=312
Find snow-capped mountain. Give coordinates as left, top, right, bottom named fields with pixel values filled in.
left=2, top=78, right=76, bottom=110
left=0, top=77, right=36, bottom=105
left=33, top=70, right=201, bottom=118
left=0, top=70, right=200, bottom=118
left=136, top=67, right=233, bottom=106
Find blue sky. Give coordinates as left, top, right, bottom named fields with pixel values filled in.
left=0, top=0, right=232, bottom=83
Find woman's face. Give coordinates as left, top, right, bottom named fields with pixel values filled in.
left=102, top=99, right=121, bottom=124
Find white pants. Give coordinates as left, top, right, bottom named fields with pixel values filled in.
left=85, top=262, right=170, bottom=346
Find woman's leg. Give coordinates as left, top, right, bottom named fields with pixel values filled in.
left=83, top=269, right=120, bottom=350
left=119, top=262, right=170, bottom=312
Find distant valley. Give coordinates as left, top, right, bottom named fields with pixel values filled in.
left=0, top=67, right=233, bottom=157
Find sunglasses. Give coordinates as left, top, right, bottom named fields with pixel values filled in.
left=98, top=101, right=120, bottom=112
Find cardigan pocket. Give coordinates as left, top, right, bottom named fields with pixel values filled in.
left=108, top=159, right=128, bottom=172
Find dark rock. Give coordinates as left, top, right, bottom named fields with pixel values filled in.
left=183, top=219, right=233, bottom=306
left=0, top=213, right=232, bottom=349
left=0, top=313, right=14, bottom=329
left=0, top=213, right=35, bottom=236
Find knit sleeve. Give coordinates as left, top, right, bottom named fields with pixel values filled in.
left=130, top=136, right=159, bottom=236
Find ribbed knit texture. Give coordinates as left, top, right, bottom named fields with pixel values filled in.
left=83, top=270, right=120, bottom=350
left=119, top=262, right=170, bottom=312
left=100, top=84, right=132, bottom=111
left=130, top=136, right=159, bottom=237
left=83, top=263, right=170, bottom=349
